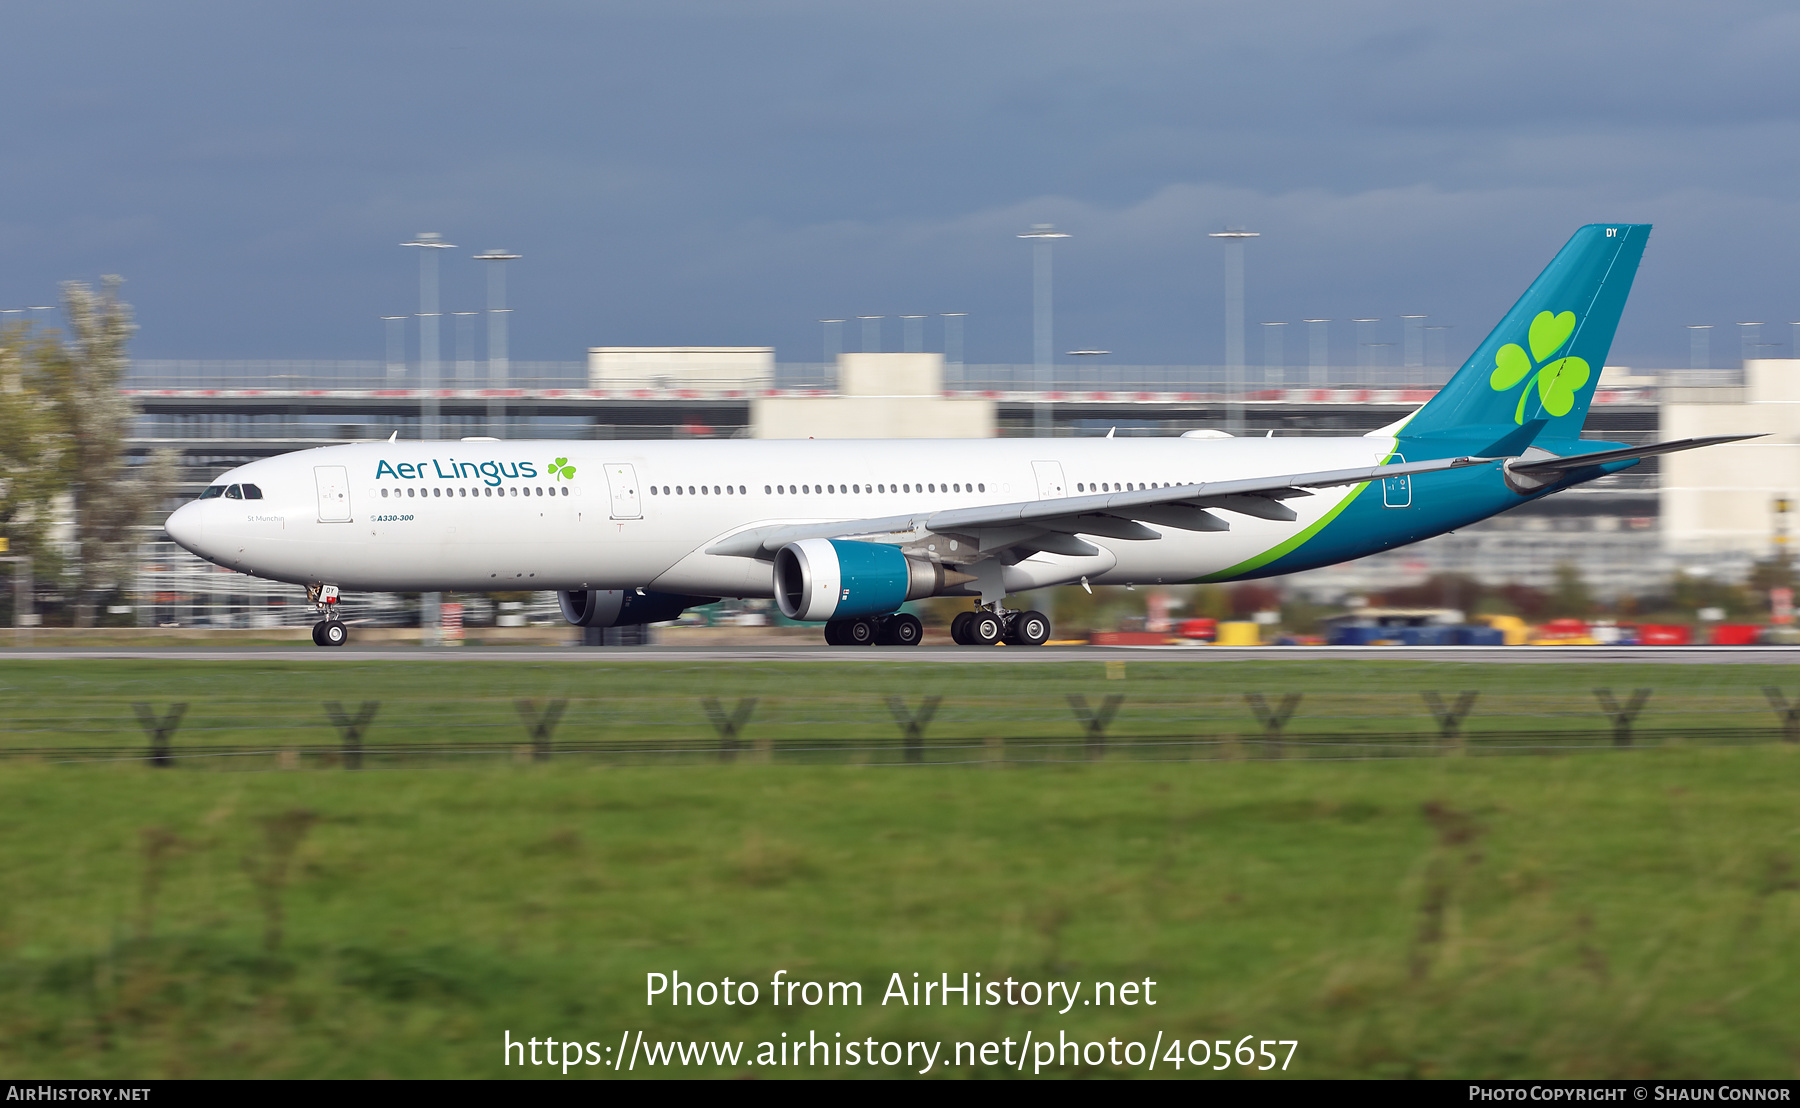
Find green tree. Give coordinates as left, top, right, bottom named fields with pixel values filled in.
left=36, top=279, right=174, bottom=626
left=0, top=323, right=68, bottom=563
left=1545, top=561, right=1594, bottom=619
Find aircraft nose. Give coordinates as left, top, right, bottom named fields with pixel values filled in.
left=164, top=502, right=206, bottom=556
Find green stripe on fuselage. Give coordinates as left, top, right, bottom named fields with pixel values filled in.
left=1190, top=478, right=1373, bottom=583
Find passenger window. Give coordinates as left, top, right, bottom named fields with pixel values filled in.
left=509, top=487, right=517, bottom=497
left=382, top=488, right=390, bottom=498
left=459, top=488, right=466, bottom=497
left=764, top=485, right=771, bottom=494
left=407, top=488, right=415, bottom=497
left=978, top=483, right=985, bottom=492
left=433, top=487, right=440, bottom=497
left=561, top=487, right=568, bottom=496
left=688, top=486, right=695, bottom=495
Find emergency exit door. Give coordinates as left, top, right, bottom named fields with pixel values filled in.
left=1382, top=455, right=1412, bottom=508
left=605, top=463, right=642, bottom=519
left=314, top=465, right=351, bottom=522
left=1031, top=460, right=1067, bottom=499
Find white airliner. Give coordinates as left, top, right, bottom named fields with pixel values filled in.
left=165, top=225, right=1744, bottom=647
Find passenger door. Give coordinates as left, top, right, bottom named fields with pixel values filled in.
left=314, top=465, right=352, bottom=522
left=605, top=462, right=642, bottom=519
left=1382, top=454, right=1412, bottom=508
left=1031, top=460, right=1067, bottom=500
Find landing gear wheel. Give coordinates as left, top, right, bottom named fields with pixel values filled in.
left=322, top=620, right=347, bottom=647
left=969, top=610, right=1004, bottom=646
left=950, top=611, right=975, bottom=645
left=878, top=612, right=924, bottom=646
left=1005, top=610, right=1051, bottom=646
left=823, top=621, right=845, bottom=646
left=311, top=621, right=327, bottom=646
left=843, top=617, right=878, bottom=646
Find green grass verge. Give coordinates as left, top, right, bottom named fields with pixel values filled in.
left=1, top=742, right=1796, bottom=1077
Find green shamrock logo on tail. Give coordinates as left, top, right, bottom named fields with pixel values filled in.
left=548, top=457, right=577, bottom=480
left=1489, top=310, right=1588, bottom=423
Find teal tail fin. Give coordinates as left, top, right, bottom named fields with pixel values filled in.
left=1397, top=224, right=1649, bottom=447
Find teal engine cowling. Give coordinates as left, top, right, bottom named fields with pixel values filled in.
left=557, top=589, right=719, bottom=627
left=773, top=538, right=950, bottom=621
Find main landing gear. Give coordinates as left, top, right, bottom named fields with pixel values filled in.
left=822, top=611, right=925, bottom=647
left=307, top=583, right=349, bottom=648
left=950, top=607, right=1051, bottom=647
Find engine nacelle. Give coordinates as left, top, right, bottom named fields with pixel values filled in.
left=557, top=589, right=718, bottom=628
left=773, top=538, right=947, bottom=621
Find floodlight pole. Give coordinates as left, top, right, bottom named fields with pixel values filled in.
left=402, top=233, right=455, bottom=649
left=941, top=313, right=967, bottom=389
left=474, top=249, right=520, bottom=438
left=1210, top=229, right=1259, bottom=434
left=402, top=234, right=456, bottom=441
left=1303, top=320, right=1331, bottom=387
left=1019, top=225, right=1069, bottom=437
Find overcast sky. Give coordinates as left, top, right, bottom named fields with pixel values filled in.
left=5, top=0, right=1800, bottom=369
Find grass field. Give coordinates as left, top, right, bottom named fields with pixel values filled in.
left=0, top=660, right=1797, bottom=1078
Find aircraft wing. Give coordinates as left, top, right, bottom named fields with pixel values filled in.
left=706, top=454, right=1497, bottom=561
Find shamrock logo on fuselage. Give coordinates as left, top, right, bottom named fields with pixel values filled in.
left=548, top=457, right=576, bottom=480
left=1489, top=310, right=1589, bottom=424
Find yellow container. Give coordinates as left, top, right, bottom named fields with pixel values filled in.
left=1215, top=621, right=1262, bottom=646
left=1479, top=614, right=1529, bottom=646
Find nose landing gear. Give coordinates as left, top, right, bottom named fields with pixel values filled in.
left=306, top=583, right=349, bottom=648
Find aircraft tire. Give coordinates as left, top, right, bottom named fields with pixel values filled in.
left=1006, top=610, right=1051, bottom=647
left=969, top=611, right=1004, bottom=646
left=879, top=613, right=924, bottom=646
left=322, top=620, right=348, bottom=647
left=823, top=621, right=845, bottom=646
left=843, top=617, right=878, bottom=646
left=311, top=621, right=328, bottom=646
left=950, top=611, right=974, bottom=645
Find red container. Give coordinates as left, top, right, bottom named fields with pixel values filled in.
left=1175, top=618, right=1218, bottom=642
left=1709, top=623, right=1762, bottom=646
left=1637, top=624, right=1693, bottom=646
left=1090, top=631, right=1174, bottom=646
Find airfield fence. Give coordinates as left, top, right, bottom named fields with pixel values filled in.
left=3, top=684, right=1799, bottom=769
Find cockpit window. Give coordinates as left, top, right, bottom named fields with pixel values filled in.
left=197, top=485, right=226, bottom=500
left=225, top=485, right=243, bottom=499
left=240, top=483, right=263, bottom=499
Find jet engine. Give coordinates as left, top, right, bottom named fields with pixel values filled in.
left=557, top=589, right=719, bottom=628
left=773, top=538, right=959, bottom=621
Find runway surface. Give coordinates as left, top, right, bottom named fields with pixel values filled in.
left=3, top=645, right=1800, bottom=664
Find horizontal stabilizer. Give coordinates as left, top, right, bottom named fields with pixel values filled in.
left=1506, top=434, right=1761, bottom=476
